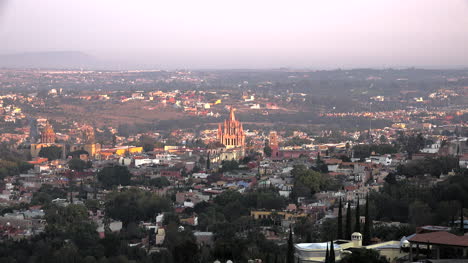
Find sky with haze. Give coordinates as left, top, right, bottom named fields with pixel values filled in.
left=1, top=0, right=468, bottom=69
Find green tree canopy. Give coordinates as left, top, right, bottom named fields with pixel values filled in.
left=105, top=188, right=172, bottom=227
left=97, top=165, right=132, bottom=188
left=45, top=204, right=101, bottom=255
left=39, top=145, right=62, bottom=160
left=31, top=184, right=67, bottom=206
left=68, top=158, right=91, bottom=172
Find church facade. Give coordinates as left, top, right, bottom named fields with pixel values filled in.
left=208, top=107, right=246, bottom=163
left=30, top=122, right=66, bottom=159
left=217, top=107, right=245, bottom=149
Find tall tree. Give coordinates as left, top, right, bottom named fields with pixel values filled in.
left=329, top=239, right=335, bottom=263
left=345, top=201, right=352, bottom=240
left=337, top=198, right=343, bottom=239
left=363, top=194, right=371, bottom=245
left=354, top=197, right=361, bottom=233
left=325, top=243, right=329, bottom=263
left=287, top=227, right=294, bottom=263
left=264, top=139, right=272, bottom=157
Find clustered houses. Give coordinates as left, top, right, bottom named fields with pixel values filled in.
left=0, top=108, right=467, bottom=248
left=0, top=69, right=467, bottom=261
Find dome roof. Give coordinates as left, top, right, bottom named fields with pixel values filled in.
left=43, top=123, right=55, bottom=134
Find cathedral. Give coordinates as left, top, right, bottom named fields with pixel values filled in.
left=217, top=107, right=245, bottom=149
left=30, top=122, right=65, bottom=159
left=208, top=107, right=245, bottom=163
left=69, top=125, right=101, bottom=158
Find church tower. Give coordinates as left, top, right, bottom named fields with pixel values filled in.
left=217, top=107, right=245, bottom=149
left=41, top=122, right=56, bottom=143
left=269, top=131, right=279, bottom=157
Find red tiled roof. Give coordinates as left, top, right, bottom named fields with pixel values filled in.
left=409, top=231, right=468, bottom=247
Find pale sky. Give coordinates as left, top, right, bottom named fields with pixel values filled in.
left=1, top=0, right=468, bottom=69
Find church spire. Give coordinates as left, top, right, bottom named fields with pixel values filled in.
left=229, top=106, right=236, bottom=121
left=217, top=107, right=245, bottom=149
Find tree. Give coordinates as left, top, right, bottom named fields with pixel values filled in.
left=283, top=137, right=311, bottom=147
left=68, top=158, right=90, bottom=172
left=379, top=135, right=388, bottom=144
left=291, top=165, right=325, bottom=195
left=329, top=239, right=335, bottom=263
left=206, top=153, right=211, bottom=170
left=45, top=204, right=101, bottom=254
left=139, top=135, right=157, bottom=152
left=105, top=189, right=172, bottom=227
left=354, top=198, right=361, bottom=233
left=408, top=200, right=433, bottom=226
left=325, top=243, right=329, bottom=263
left=220, top=160, right=239, bottom=172
left=39, top=145, right=62, bottom=160
left=31, top=184, right=67, bottom=205
left=345, top=201, right=352, bottom=240
left=337, top=198, right=343, bottom=239
left=363, top=194, right=371, bottom=245
left=97, top=165, right=132, bottom=188
left=264, top=145, right=272, bottom=157
left=287, top=227, right=294, bottom=263
left=149, top=177, right=170, bottom=188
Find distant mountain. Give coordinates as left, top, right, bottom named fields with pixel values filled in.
left=0, top=51, right=102, bottom=69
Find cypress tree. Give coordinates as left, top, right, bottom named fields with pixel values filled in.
left=325, top=243, right=329, bottom=263
left=363, top=194, right=371, bottom=245
left=329, top=239, right=336, bottom=263
left=354, top=197, right=361, bottom=233
left=287, top=227, right=294, bottom=263
left=206, top=153, right=211, bottom=170
left=345, top=201, right=352, bottom=240
left=337, top=198, right=343, bottom=239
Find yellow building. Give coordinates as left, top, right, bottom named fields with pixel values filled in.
left=391, top=123, right=406, bottom=129
left=250, top=210, right=307, bottom=221
left=98, top=146, right=143, bottom=159
left=69, top=143, right=102, bottom=158
left=70, top=125, right=101, bottom=158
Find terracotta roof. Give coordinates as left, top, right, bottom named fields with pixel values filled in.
left=409, top=231, right=468, bottom=247
left=324, top=159, right=343, bottom=165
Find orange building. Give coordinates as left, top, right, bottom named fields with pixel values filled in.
left=217, top=107, right=245, bottom=149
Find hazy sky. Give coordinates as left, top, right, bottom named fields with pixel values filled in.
left=1, top=0, right=468, bottom=69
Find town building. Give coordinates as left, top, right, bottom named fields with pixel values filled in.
left=30, top=122, right=66, bottom=159
left=294, top=232, right=407, bottom=263
left=217, top=107, right=245, bottom=149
